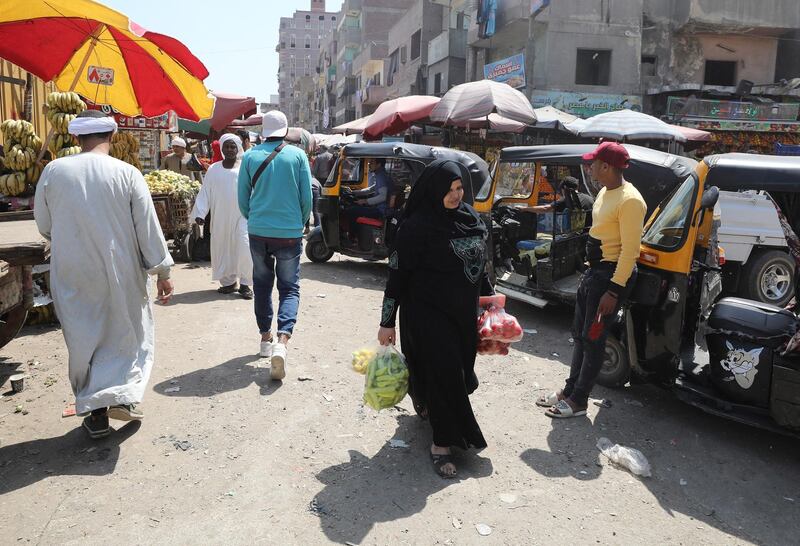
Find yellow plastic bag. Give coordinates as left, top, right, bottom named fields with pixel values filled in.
left=363, top=345, right=409, bottom=411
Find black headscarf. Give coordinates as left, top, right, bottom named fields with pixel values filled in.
left=402, top=159, right=487, bottom=238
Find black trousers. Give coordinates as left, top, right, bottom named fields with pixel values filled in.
left=563, top=262, right=636, bottom=406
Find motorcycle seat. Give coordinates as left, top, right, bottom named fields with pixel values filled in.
left=708, top=297, right=796, bottom=343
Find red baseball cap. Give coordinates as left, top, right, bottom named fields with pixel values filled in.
left=582, top=142, right=630, bottom=169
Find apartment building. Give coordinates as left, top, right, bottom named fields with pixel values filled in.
left=277, top=0, right=339, bottom=124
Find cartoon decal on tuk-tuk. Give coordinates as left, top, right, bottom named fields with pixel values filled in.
left=473, top=144, right=696, bottom=307
left=604, top=153, right=800, bottom=435
left=306, top=143, right=491, bottom=263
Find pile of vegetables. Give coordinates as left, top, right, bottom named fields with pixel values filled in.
left=144, top=169, right=200, bottom=199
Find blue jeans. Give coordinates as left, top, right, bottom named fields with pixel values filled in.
left=249, top=237, right=302, bottom=337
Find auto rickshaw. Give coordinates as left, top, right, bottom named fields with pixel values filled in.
left=306, top=142, right=491, bottom=263
left=473, top=144, right=696, bottom=307
left=603, top=153, right=800, bottom=435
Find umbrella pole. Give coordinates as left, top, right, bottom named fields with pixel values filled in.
left=38, top=26, right=104, bottom=162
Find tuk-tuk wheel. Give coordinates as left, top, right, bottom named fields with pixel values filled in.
left=596, top=335, right=630, bottom=388
left=0, top=306, right=28, bottom=350
left=305, top=240, right=334, bottom=263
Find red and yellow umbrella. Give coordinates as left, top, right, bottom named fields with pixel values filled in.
left=0, top=0, right=214, bottom=120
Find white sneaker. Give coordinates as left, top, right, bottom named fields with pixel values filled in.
left=270, top=343, right=287, bottom=380
left=260, top=341, right=274, bottom=358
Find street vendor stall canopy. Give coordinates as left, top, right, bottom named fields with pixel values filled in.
left=452, top=113, right=529, bottom=133
left=577, top=109, right=687, bottom=142
left=332, top=115, right=372, bottom=135
left=177, top=92, right=257, bottom=135
left=362, top=95, right=440, bottom=141
left=429, top=80, right=537, bottom=125
left=0, top=0, right=214, bottom=120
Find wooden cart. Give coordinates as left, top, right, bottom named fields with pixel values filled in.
left=151, top=194, right=199, bottom=262
left=0, top=212, right=49, bottom=349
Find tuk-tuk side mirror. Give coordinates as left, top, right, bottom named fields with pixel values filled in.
left=701, top=186, right=719, bottom=210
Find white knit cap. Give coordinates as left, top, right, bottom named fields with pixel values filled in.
left=171, top=137, right=187, bottom=148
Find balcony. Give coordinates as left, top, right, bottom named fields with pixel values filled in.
left=360, top=84, right=387, bottom=106
left=670, top=0, right=800, bottom=35
left=428, top=28, right=467, bottom=66
left=338, top=26, right=362, bottom=47
left=468, top=0, right=530, bottom=48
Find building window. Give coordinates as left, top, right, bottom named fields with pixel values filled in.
left=411, top=30, right=421, bottom=60
left=388, top=49, right=399, bottom=86
left=281, top=41, right=286, bottom=49
left=305, top=15, right=311, bottom=29
left=319, top=15, right=324, bottom=20
left=641, top=56, right=657, bottom=78
left=704, top=60, right=737, bottom=87
left=290, top=34, right=296, bottom=48
left=305, top=35, right=311, bottom=48
left=434, top=72, right=442, bottom=95
left=575, top=49, right=611, bottom=86
left=332, top=15, right=336, bottom=21
left=401, top=45, right=407, bottom=64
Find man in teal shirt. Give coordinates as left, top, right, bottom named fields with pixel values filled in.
left=238, top=110, right=312, bottom=380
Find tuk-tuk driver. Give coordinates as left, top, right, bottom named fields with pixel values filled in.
left=346, top=157, right=392, bottom=236
left=538, top=142, right=646, bottom=418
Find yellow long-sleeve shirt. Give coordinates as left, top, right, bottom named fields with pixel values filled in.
left=588, top=182, right=647, bottom=289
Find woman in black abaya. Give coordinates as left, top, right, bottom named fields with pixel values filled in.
left=377, top=159, right=494, bottom=478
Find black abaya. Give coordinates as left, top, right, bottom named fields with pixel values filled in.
left=380, top=160, right=493, bottom=449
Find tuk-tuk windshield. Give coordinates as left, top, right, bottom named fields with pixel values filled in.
left=493, top=162, right=536, bottom=200
left=641, top=175, right=697, bottom=250
left=339, top=158, right=362, bottom=185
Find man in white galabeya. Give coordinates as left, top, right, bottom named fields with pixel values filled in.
left=238, top=110, right=312, bottom=380
left=34, top=110, right=174, bottom=439
left=191, top=133, right=254, bottom=299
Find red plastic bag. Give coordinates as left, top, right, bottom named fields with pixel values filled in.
left=477, top=304, right=524, bottom=344
left=477, top=338, right=510, bottom=356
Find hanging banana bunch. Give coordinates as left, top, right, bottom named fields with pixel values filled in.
left=0, top=119, right=43, bottom=196
left=46, top=91, right=87, bottom=159
left=110, top=131, right=142, bottom=171
left=0, top=172, right=27, bottom=197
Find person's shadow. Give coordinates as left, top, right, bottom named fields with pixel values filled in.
left=0, top=421, right=141, bottom=495
left=152, top=354, right=282, bottom=397
left=168, top=289, right=236, bottom=305
left=520, top=414, right=605, bottom=481
left=311, top=414, right=494, bottom=544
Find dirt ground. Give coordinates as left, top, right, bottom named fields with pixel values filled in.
left=1, top=254, right=799, bottom=545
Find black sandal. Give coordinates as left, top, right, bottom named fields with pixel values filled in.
left=430, top=452, right=457, bottom=479
left=217, top=284, right=237, bottom=294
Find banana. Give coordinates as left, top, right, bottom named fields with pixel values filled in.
left=56, top=146, right=81, bottom=158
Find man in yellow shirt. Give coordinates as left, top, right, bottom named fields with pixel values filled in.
left=538, top=142, right=646, bottom=418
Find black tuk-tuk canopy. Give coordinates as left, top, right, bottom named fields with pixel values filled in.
left=340, top=142, right=490, bottom=205
left=705, top=154, right=800, bottom=192
left=499, top=144, right=698, bottom=215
